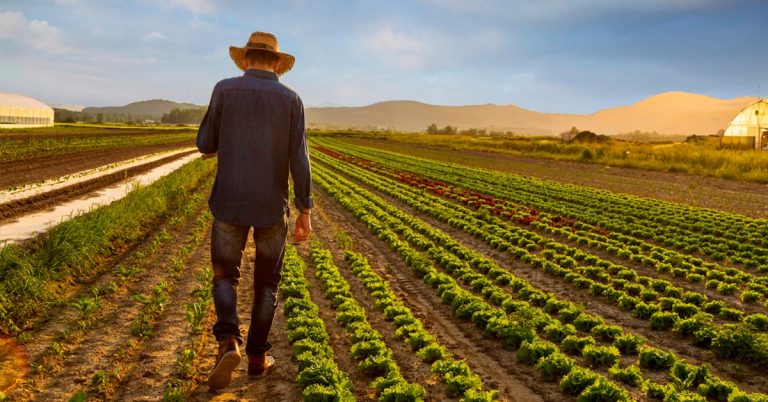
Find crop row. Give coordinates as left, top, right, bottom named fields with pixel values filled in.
left=341, top=248, right=500, bottom=401
left=309, top=244, right=428, bottom=401
left=0, top=131, right=195, bottom=162
left=314, top=138, right=768, bottom=272
left=312, top=163, right=766, bottom=401
left=279, top=245, right=355, bottom=401
left=311, top=143, right=768, bottom=308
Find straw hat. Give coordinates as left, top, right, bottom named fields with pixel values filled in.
left=229, top=31, right=295, bottom=75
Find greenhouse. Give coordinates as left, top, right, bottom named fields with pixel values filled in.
left=0, top=93, right=54, bottom=128
left=722, top=98, right=768, bottom=150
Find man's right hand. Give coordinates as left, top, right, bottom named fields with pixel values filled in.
left=201, top=152, right=217, bottom=160
left=294, top=210, right=312, bottom=242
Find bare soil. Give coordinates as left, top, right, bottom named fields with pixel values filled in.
left=0, top=141, right=193, bottom=190
left=187, top=240, right=303, bottom=402
left=0, top=150, right=195, bottom=223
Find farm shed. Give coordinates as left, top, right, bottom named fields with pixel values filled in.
left=722, top=98, right=768, bottom=150
left=0, top=93, right=54, bottom=128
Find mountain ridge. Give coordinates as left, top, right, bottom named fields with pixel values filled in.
left=305, top=91, right=758, bottom=135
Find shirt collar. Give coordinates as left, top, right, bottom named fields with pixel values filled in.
left=244, top=68, right=279, bottom=81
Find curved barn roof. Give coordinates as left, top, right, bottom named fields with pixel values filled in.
left=723, top=98, right=768, bottom=137
left=0, top=93, right=53, bottom=111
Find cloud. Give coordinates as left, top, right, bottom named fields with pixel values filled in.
left=167, top=0, right=215, bottom=14
left=422, top=0, right=730, bottom=21
left=53, top=0, right=79, bottom=5
left=364, top=27, right=426, bottom=69
left=143, top=31, right=168, bottom=41
left=0, top=11, right=67, bottom=53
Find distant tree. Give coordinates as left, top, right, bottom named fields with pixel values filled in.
left=97, top=113, right=104, bottom=123
left=426, top=123, right=438, bottom=134
left=161, top=107, right=207, bottom=124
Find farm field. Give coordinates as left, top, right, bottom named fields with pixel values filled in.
left=337, top=136, right=768, bottom=219
left=0, top=125, right=196, bottom=190
left=3, top=135, right=768, bottom=401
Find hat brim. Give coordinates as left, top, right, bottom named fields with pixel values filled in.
left=229, top=46, right=295, bottom=76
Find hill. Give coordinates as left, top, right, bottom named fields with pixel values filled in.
left=82, top=99, right=203, bottom=119
left=306, top=92, right=757, bottom=136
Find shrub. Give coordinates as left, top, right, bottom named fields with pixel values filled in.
left=608, top=364, right=643, bottom=387
left=378, top=380, right=427, bottom=402
left=576, top=378, right=630, bottom=402
left=638, top=346, right=676, bottom=370
left=558, top=306, right=583, bottom=324
left=669, top=361, right=709, bottom=390
left=545, top=322, right=578, bottom=343
left=711, top=325, right=757, bottom=361
left=560, top=366, right=598, bottom=395
left=573, top=313, right=604, bottom=332
left=536, top=351, right=575, bottom=381
left=416, top=343, right=449, bottom=363
left=741, top=290, right=762, bottom=303
left=716, top=282, right=738, bottom=295
left=561, top=335, right=596, bottom=355
left=517, top=339, right=557, bottom=365
left=745, top=314, right=768, bottom=331
left=673, top=313, right=713, bottom=337
left=612, top=333, right=645, bottom=355
left=672, top=302, right=699, bottom=319
left=719, top=307, right=744, bottom=322
left=590, top=324, right=623, bottom=342
left=723, top=391, right=768, bottom=402
left=582, top=345, right=620, bottom=367
left=633, top=302, right=661, bottom=320
left=697, top=377, right=737, bottom=401
left=650, top=311, right=679, bottom=331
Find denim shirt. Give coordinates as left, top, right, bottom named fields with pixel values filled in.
left=197, top=69, right=313, bottom=227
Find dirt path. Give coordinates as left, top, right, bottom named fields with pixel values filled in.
left=344, top=138, right=768, bottom=219
left=0, top=141, right=193, bottom=190
left=324, top=165, right=768, bottom=394
left=187, top=238, right=303, bottom=401
left=312, top=188, right=557, bottom=402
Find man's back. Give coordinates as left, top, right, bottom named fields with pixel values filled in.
left=197, top=69, right=312, bottom=228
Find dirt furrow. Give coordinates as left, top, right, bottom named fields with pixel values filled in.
left=0, top=141, right=193, bottom=190
left=187, top=238, right=303, bottom=401
left=16, top=213, right=211, bottom=401
left=112, top=231, right=212, bottom=401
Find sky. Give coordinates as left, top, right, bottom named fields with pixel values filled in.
left=1, top=0, right=767, bottom=113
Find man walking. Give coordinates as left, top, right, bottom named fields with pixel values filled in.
left=196, top=31, right=313, bottom=391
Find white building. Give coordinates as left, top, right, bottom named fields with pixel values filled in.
left=0, top=93, right=55, bottom=129
left=722, top=98, right=768, bottom=150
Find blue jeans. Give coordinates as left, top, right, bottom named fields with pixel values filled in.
left=210, top=215, right=288, bottom=355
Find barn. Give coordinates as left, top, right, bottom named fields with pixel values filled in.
left=721, top=98, right=768, bottom=150
left=0, top=93, right=55, bottom=129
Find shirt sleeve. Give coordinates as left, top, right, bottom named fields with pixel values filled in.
left=289, top=95, right=314, bottom=211
left=196, top=82, right=223, bottom=154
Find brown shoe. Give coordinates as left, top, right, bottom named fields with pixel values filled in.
left=208, top=335, right=241, bottom=390
left=248, top=353, right=275, bottom=377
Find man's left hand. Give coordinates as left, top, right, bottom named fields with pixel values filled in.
left=294, top=210, right=312, bottom=242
